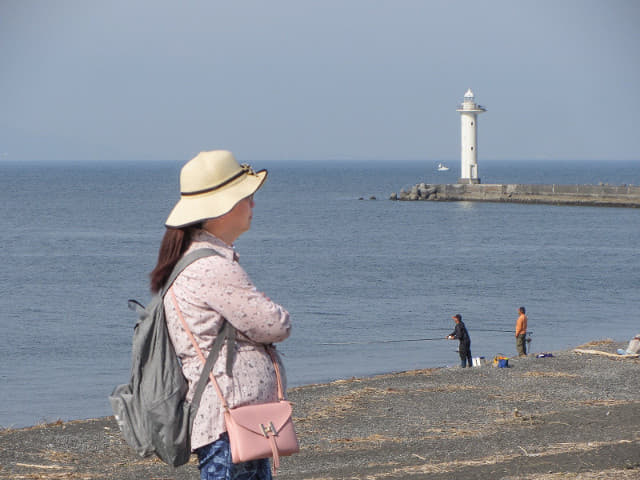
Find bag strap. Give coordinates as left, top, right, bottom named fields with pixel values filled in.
left=163, top=248, right=222, bottom=412
left=170, top=290, right=285, bottom=410
left=190, top=320, right=235, bottom=411
left=170, top=289, right=231, bottom=409
left=266, top=347, right=285, bottom=400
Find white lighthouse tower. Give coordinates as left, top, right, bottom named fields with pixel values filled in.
left=456, top=88, right=486, bottom=184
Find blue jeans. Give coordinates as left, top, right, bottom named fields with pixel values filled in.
left=196, top=433, right=272, bottom=480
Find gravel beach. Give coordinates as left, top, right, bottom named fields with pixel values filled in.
left=1, top=340, right=639, bottom=479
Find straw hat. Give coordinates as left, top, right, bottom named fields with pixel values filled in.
left=165, top=150, right=267, bottom=228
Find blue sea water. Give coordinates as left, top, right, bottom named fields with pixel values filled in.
left=0, top=159, right=639, bottom=428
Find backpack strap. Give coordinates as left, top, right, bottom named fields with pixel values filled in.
left=171, top=288, right=285, bottom=410
left=190, top=320, right=235, bottom=412
left=163, top=247, right=237, bottom=378
left=170, top=289, right=235, bottom=410
left=161, top=248, right=222, bottom=297
left=162, top=248, right=224, bottom=412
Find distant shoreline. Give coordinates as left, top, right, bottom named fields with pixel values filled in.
left=391, top=183, right=640, bottom=208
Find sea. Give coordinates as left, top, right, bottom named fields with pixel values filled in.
left=1, top=159, right=639, bottom=429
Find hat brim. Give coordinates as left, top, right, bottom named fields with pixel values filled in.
left=165, top=169, right=267, bottom=228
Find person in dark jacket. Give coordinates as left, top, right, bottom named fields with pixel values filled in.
left=447, top=314, right=472, bottom=368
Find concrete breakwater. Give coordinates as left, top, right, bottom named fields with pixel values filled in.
left=390, top=183, right=640, bottom=208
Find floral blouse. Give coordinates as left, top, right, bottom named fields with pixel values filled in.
left=164, top=230, right=291, bottom=450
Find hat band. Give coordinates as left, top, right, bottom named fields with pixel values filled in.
left=181, top=164, right=256, bottom=197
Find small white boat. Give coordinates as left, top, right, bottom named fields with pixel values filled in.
left=437, top=163, right=450, bottom=171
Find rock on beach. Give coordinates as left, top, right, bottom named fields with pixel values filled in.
left=1, top=341, right=639, bottom=479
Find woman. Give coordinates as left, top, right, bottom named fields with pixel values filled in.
left=150, top=150, right=291, bottom=480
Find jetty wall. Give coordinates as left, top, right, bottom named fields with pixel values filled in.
left=390, top=183, right=640, bottom=208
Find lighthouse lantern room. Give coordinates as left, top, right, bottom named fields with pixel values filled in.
left=456, top=89, right=486, bottom=184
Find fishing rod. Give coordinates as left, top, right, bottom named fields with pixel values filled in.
left=318, top=329, right=533, bottom=346
left=472, top=329, right=515, bottom=334
left=424, top=327, right=515, bottom=334
left=319, top=337, right=446, bottom=346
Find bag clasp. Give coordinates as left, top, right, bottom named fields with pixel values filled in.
left=260, top=422, right=277, bottom=437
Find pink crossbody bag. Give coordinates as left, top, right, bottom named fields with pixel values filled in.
left=170, top=290, right=299, bottom=475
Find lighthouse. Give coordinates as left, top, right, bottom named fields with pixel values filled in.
left=456, top=89, right=486, bottom=184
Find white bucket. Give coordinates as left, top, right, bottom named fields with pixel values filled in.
left=472, top=356, right=484, bottom=367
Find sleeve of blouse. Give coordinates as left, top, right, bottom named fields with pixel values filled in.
left=196, top=257, right=291, bottom=344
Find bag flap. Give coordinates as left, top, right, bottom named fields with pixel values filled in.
left=227, top=401, right=293, bottom=435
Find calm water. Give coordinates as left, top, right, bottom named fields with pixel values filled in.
left=1, top=159, right=639, bottom=428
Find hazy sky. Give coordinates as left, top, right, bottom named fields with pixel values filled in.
left=1, top=1, right=639, bottom=162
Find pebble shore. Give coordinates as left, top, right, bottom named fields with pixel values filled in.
left=1, top=340, right=639, bottom=479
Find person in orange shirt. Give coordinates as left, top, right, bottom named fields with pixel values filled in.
left=515, top=307, right=528, bottom=356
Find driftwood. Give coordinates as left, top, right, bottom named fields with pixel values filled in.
left=573, top=348, right=639, bottom=359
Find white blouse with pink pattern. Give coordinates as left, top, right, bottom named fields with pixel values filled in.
left=164, top=230, right=291, bottom=450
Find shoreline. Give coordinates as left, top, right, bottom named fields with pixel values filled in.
left=1, top=340, right=639, bottom=479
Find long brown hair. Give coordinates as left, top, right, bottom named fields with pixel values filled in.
left=150, top=225, right=201, bottom=293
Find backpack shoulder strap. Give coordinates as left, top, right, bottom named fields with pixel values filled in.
left=161, top=248, right=222, bottom=298
left=169, top=288, right=237, bottom=410
left=162, top=248, right=234, bottom=411
left=190, top=321, right=236, bottom=410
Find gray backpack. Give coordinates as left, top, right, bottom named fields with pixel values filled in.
left=109, top=248, right=235, bottom=466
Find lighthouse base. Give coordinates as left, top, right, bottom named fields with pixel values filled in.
left=458, top=178, right=481, bottom=185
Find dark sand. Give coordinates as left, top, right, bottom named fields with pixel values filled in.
left=1, top=340, right=639, bottom=479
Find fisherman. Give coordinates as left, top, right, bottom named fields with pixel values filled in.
left=447, top=314, right=472, bottom=368
left=515, top=307, right=528, bottom=356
